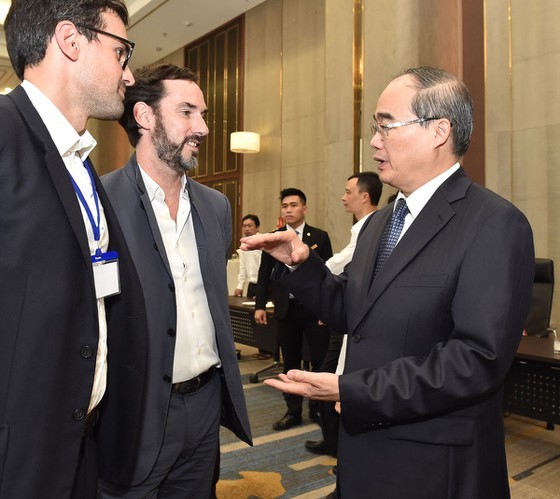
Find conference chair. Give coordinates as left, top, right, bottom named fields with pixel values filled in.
left=525, top=258, right=555, bottom=337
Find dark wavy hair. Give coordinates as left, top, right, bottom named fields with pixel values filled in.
left=118, top=64, right=199, bottom=147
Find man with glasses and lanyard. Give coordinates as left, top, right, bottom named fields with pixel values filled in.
left=242, top=66, right=535, bottom=498
left=0, top=1, right=146, bottom=498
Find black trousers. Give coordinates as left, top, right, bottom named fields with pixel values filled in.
left=71, top=429, right=98, bottom=499
left=277, top=299, right=329, bottom=417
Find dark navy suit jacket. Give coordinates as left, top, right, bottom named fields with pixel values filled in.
left=0, top=87, right=148, bottom=497
left=281, top=168, right=534, bottom=498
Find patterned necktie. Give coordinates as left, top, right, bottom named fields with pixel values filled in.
left=374, top=198, right=409, bottom=277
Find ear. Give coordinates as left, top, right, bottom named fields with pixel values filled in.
left=433, top=118, right=452, bottom=150
left=53, top=21, right=81, bottom=63
left=133, top=102, right=154, bottom=131
left=360, top=191, right=369, bottom=204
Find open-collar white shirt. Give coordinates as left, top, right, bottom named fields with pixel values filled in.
left=139, top=167, right=220, bottom=382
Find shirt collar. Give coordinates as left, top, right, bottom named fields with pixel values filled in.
left=139, top=164, right=187, bottom=204
left=21, top=80, right=96, bottom=161
left=397, top=162, right=460, bottom=220
left=351, top=210, right=375, bottom=234
left=287, top=222, right=306, bottom=235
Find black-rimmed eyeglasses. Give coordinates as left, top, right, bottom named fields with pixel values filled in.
left=76, top=24, right=135, bottom=70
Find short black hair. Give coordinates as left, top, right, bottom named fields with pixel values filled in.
left=118, top=63, right=199, bottom=147
left=280, top=187, right=306, bottom=205
left=348, top=171, right=382, bottom=206
left=5, top=0, right=129, bottom=80
left=242, top=214, right=260, bottom=227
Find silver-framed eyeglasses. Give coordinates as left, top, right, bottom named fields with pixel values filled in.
left=370, top=117, right=438, bottom=137
left=76, top=24, right=135, bottom=70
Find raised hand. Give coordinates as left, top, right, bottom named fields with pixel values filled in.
left=240, top=231, right=310, bottom=266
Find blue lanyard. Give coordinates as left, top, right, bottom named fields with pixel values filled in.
left=69, top=158, right=102, bottom=256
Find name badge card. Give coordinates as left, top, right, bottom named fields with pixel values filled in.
left=91, top=251, right=121, bottom=299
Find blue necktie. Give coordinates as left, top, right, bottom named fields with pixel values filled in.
left=374, top=198, right=409, bottom=277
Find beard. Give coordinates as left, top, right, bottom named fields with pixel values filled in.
left=151, top=118, right=199, bottom=173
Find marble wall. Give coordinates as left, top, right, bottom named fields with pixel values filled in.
left=486, top=0, right=560, bottom=325
left=89, top=0, right=559, bottom=324
left=242, top=0, right=559, bottom=323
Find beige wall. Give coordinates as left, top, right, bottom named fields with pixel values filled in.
left=243, top=0, right=466, bottom=252
left=89, top=0, right=559, bottom=324
left=486, top=0, right=560, bottom=325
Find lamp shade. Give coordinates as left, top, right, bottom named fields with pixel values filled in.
left=230, top=131, right=260, bottom=153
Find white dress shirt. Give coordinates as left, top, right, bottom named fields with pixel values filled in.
left=139, top=167, right=220, bottom=382
left=395, top=162, right=461, bottom=242
left=22, top=80, right=108, bottom=413
left=236, top=239, right=262, bottom=291
left=326, top=211, right=374, bottom=275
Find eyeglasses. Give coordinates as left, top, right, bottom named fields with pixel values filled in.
left=370, top=117, right=438, bottom=137
left=76, top=24, right=135, bottom=70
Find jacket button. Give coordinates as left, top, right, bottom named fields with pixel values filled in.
left=73, top=408, right=86, bottom=422
left=153, top=242, right=159, bottom=252
left=163, top=375, right=172, bottom=383
left=168, top=282, right=175, bottom=292
left=352, top=333, right=362, bottom=342
left=80, top=346, right=93, bottom=359
left=167, top=328, right=176, bottom=337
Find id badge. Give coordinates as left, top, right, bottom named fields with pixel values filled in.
left=91, top=251, right=121, bottom=299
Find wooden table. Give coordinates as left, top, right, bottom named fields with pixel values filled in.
left=503, top=335, right=560, bottom=429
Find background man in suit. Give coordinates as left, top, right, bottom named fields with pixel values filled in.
left=255, top=188, right=333, bottom=431
left=0, top=1, right=147, bottom=498
left=242, top=66, right=535, bottom=498
left=305, top=171, right=382, bottom=461
left=99, top=64, right=251, bottom=498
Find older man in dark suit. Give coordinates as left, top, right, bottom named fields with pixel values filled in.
left=242, top=66, right=534, bottom=498
left=255, top=188, right=333, bottom=431
left=99, top=64, right=251, bottom=498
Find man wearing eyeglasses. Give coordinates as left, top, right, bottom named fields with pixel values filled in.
left=242, top=66, right=535, bottom=498
left=0, top=1, right=146, bottom=498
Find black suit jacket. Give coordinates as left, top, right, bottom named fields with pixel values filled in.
left=281, top=168, right=535, bottom=498
left=99, top=155, right=252, bottom=485
left=0, top=87, right=148, bottom=498
left=255, top=224, right=332, bottom=318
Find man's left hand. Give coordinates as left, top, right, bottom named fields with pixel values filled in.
left=264, top=370, right=339, bottom=401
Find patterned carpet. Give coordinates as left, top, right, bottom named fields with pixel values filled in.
left=219, top=346, right=560, bottom=498
left=507, top=415, right=560, bottom=498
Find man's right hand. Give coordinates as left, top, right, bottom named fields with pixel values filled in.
left=233, top=288, right=243, bottom=297
left=254, top=309, right=268, bottom=325
left=240, top=231, right=309, bottom=266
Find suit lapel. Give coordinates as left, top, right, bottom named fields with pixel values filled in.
left=355, top=169, right=471, bottom=327
left=124, top=158, right=174, bottom=280
left=185, top=179, right=208, bottom=276
left=10, top=87, right=95, bottom=282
